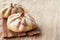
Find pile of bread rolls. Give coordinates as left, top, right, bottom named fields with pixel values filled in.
left=1, top=3, right=36, bottom=33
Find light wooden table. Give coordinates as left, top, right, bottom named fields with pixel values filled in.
left=0, top=0, right=60, bottom=40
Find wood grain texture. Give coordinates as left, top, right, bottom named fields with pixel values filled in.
left=0, top=0, right=60, bottom=40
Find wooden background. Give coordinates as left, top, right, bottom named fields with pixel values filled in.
left=0, top=0, right=60, bottom=40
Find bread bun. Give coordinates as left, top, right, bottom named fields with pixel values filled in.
left=1, top=3, right=24, bottom=18
left=7, top=13, right=36, bottom=32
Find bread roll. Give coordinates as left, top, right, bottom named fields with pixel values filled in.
left=0, top=3, right=24, bottom=18
left=7, top=13, right=36, bottom=32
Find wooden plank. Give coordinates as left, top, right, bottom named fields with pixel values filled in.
left=56, top=3, right=60, bottom=40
